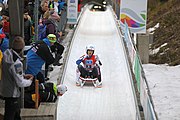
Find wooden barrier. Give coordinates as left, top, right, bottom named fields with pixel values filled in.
left=35, top=79, right=39, bottom=109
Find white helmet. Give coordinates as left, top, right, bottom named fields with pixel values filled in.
left=57, top=84, right=67, bottom=96
left=86, top=44, right=95, bottom=54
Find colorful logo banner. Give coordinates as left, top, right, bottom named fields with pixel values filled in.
left=120, top=0, right=147, bottom=33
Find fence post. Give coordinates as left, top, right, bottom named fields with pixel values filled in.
left=35, top=79, right=39, bottom=109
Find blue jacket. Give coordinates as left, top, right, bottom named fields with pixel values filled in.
left=25, top=38, right=54, bottom=76
left=58, top=1, right=66, bottom=13
left=0, top=37, right=9, bottom=52
left=0, top=28, right=9, bottom=52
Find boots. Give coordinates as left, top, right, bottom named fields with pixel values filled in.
left=53, top=54, right=63, bottom=66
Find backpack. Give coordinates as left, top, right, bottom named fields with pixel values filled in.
left=38, top=24, right=47, bottom=40
left=24, top=82, right=57, bottom=108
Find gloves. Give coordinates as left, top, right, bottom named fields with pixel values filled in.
left=99, top=60, right=102, bottom=66
left=96, top=55, right=102, bottom=66
left=76, top=55, right=87, bottom=65
left=76, top=59, right=82, bottom=65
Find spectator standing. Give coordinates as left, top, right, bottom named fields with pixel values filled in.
left=24, top=9, right=32, bottom=45
left=39, top=0, right=49, bottom=19
left=0, top=36, right=33, bottom=120
left=43, top=10, right=61, bottom=40
left=1, top=8, right=10, bottom=38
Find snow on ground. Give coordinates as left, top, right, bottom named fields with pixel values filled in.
left=143, top=64, right=180, bottom=120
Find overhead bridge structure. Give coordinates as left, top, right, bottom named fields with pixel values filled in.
left=57, top=5, right=140, bottom=120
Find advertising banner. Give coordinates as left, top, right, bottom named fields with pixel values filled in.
left=123, top=17, right=157, bottom=120
left=120, top=0, right=148, bottom=33
left=67, top=0, right=78, bottom=24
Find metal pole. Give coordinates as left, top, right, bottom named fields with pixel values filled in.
left=9, top=0, right=25, bottom=108
left=34, top=0, right=39, bottom=42
left=21, top=57, right=26, bottom=108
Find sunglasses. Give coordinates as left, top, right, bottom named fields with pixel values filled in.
left=49, top=37, right=56, bottom=40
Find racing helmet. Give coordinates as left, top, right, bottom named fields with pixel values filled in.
left=86, top=44, right=95, bottom=54
left=57, top=84, right=67, bottom=96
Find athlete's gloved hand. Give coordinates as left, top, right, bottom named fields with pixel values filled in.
left=96, top=55, right=102, bottom=66
left=76, top=59, right=82, bottom=65
left=99, top=60, right=102, bottom=66
left=76, top=55, right=88, bottom=65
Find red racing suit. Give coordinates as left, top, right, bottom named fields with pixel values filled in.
left=76, top=54, right=102, bottom=81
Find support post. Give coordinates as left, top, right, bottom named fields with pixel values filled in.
left=34, top=0, right=39, bottom=42
left=8, top=0, right=24, bottom=48
left=9, top=0, right=24, bottom=108
left=35, top=79, right=39, bottom=109
left=137, top=34, right=149, bottom=64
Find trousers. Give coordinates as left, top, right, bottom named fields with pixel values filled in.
left=4, top=97, right=21, bottom=120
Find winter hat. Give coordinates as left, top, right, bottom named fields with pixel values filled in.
left=57, top=84, right=67, bottom=96
left=12, top=36, right=25, bottom=50
left=47, top=34, right=57, bottom=43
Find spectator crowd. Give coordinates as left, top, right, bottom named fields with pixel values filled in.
left=0, top=0, right=68, bottom=118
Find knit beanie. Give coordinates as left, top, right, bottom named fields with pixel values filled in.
left=12, top=36, right=25, bottom=50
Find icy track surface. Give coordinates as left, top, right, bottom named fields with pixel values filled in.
left=57, top=7, right=138, bottom=120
